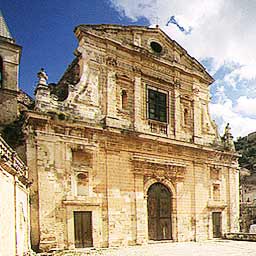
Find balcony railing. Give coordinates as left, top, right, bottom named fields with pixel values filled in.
left=0, top=136, right=28, bottom=180
left=148, top=120, right=168, bottom=135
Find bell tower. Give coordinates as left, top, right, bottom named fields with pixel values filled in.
left=0, top=10, right=22, bottom=126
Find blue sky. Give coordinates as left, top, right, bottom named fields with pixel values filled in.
left=2, top=0, right=148, bottom=96
left=2, top=0, right=256, bottom=138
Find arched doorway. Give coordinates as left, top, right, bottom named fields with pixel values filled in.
left=147, top=182, right=172, bottom=240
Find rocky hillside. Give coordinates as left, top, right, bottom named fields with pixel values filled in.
left=235, top=132, right=256, bottom=173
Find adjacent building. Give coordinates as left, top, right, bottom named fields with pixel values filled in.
left=0, top=11, right=31, bottom=256
left=238, top=132, right=256, bottom=232
left=25, top=24, right=240, bottom=251
left=0, top=10, right=22, bottom=127
left=0, top=135, right=31, bottom=256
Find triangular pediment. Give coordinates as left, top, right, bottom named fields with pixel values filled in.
left=75, top=24, right=213, bottom=84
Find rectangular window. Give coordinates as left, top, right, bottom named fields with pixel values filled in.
left=147, top=88, right=167, bottom=122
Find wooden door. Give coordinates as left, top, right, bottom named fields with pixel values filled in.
left=74, top=211, right=93, bottom=248
left=148, top=183, right=172, bottom=240
left=212, top=212, right=222, bottom=238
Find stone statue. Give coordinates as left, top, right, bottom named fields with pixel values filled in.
left=222, top=123, right=235, bottom=151
left=37, top=68, right=48, bottom=85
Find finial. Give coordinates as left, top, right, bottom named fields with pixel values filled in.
left=37, top=68, right=48, bottom=85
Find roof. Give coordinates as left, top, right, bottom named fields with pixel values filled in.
left=0, top=10, right=13, bottom=40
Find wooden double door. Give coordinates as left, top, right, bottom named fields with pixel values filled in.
left=147, top=183, right=172, bottom=240
left=74, top=211, right=93, bottom=248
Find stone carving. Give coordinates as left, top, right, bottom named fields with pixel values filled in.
left=37, top=68, right=48, bottom=85
left=132, top=154, right=186, bottom=182
left=106, top=56, right=117, bottom=66
left=222, top=123, right=235, bottom=151
left=192, top=84, right=200, bottom=95
left=76, top=68, right=100, bottom=106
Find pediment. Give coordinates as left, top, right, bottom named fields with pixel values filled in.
left=75, top=24, right=213, bottom=83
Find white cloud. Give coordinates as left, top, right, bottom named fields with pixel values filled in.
left=210, top=100, right=256, bottom=138
left=234, top=96, right=256, bottom=118
left=109, top=0, right=256, bottom=137
left=224, top=65, right=256, bottom=89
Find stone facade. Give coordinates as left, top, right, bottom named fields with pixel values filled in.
left=25, top=25, right=240, bottom=251
left=0, top=23, right=21, bottom=126
left=240, top=168, right=256, bottom=232
left=0, top=135, right=31, bottom=256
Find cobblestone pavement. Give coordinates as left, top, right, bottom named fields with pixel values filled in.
left=67, top=240, right=256, bottom=256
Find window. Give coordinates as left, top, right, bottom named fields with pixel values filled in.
left=184, top=108, right=189, bottom=126
left=121, top=90, right=128, bottom=109
left=147, top=88, right=167, bottom=122
left=150, top=41, right=163, bottom=54
left=76, top=173, right=88, bottom=196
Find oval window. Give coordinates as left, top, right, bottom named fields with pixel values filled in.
left=150, top=41, right=163, bottom=53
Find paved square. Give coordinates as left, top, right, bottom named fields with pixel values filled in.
left=85, top=240, right=256, bottom=256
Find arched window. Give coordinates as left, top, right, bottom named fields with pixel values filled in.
left=121, top=90, right=128, bottom=110
left=76, top=173, right=88, bottom=196
left=0, top=56, right=3, bottom=87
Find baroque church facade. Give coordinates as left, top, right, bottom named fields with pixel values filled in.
left=0, top=12, right=240, bottom=252
left=25, top=24, right=240, bottom=251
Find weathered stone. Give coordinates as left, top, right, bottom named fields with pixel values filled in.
left=26, top=24, right=239, bottom=252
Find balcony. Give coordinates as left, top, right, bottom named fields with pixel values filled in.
left=148, top=120, right=168, bottom=135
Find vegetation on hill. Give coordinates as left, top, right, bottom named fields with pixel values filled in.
left=235, top=133, right=256, bottom=173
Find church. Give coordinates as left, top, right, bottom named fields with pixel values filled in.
left=0, top=15, right=240, bottom=252
left=25, top=24, right=240, bottom=251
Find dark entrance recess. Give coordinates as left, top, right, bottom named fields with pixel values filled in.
left=147, top=183, right=172, bottom=240
left=212, top=212, right=222, bottom=238
left=74, top=211, right=93, bottom=248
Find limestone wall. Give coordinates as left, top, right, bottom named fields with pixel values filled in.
left=0, top=169, right=15, bottom=256
left=35, top=25, right=219, bottom=147
left=28, top=25, right=239, bottom=252
left=26, top=115, right=239, bottom=250
left=0, top=38, right=21, bottom=125
left=0, top=167, right=30, bottom=256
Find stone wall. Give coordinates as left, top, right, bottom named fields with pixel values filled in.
left=0, top=37, right=21, bottom=126
left=225, top=232, right=256, bottom=241
left=26, top=112, right=239, bottom=251
left=27, top=24, right=239, bottom=252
